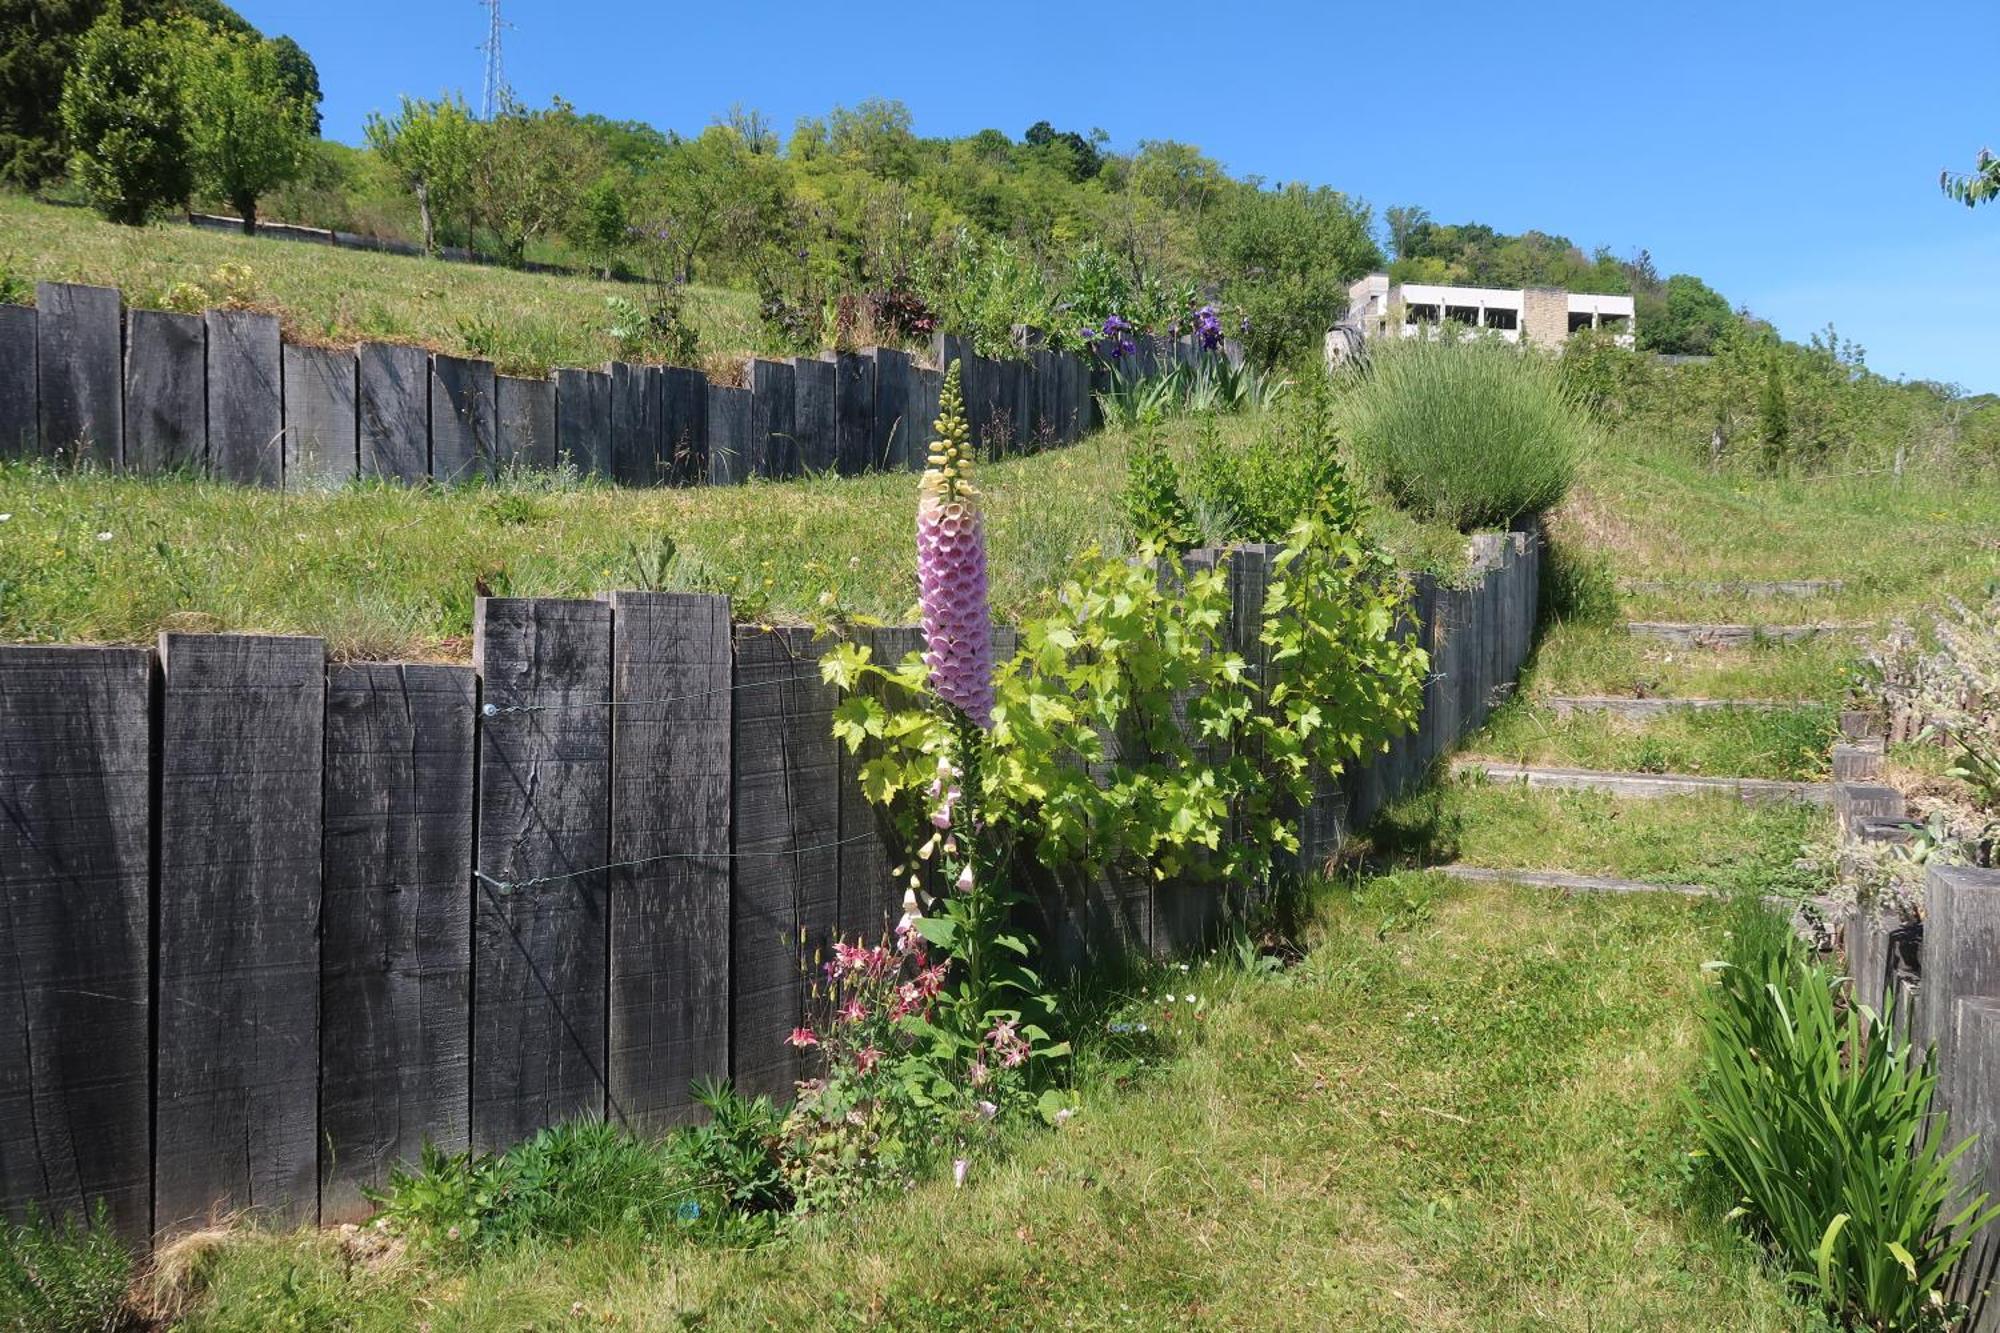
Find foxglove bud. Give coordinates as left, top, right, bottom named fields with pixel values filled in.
left=917, top=361, right=995, bottom=728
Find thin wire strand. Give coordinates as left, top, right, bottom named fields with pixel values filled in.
left=475, top=831, right=883, bottom=894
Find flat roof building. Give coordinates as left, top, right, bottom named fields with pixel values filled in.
left=1334, top=274, right=1635, bottom=360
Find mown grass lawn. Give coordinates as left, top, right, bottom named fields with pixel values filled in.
left=170, top=878, right=1811, bottom=1332
left=0, top=194, right=762, bottom=376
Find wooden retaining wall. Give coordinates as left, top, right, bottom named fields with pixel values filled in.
left=0, top=535, right=1540, bottom=1244
left=0, top=282, right=1170, bottom=487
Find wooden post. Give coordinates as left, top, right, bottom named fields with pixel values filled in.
left=610, top=361, right=650, bottom=486
left=470, top=598, right=614, bottom=1150
left=731, top=626, right=841, bottom=1100
left=0, top=303, right=35, bottom=459
left=791, top=355, right=835, bottom=474
left=746, top=358, right=797, bottom=479
left=836, top=626, right=924, bottom=941
left=660, top=366, right=707, bottom=485
left=496, top=374, right=556, bottom=472
left=431, top=353, right=497, bottom=484
left=555, top=367, right=612, bottom=478
left=283, top=344, right=358, bottom=488
left=0, top=646, right=153, bottom=1241
left=206, top=309, right=282, bottom=487
left=908, top=365, right=941, bottom=470
left=606, top=592, right=733, bottom=1130
left=155, top=633, right=325, bottom=1233
left=320, top=663, right=475, bottom=1222
left=832, top=351, right=876, bottom=475
left=36, top=282, right=122, bottom=467
left=125, top=309, right=205, bottom=475
left=359, top=343, right=429, bottom=482
left=707, top=384, right=748, bottom=485
left=869, top=348, right=911, bottom=472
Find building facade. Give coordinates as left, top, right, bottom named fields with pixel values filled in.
left=1336, top=274, right=1635, bottom=359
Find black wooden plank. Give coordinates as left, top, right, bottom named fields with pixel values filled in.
left=359, top=343, right=429, bottom=482
left=0, top=646, right=152, bottom=1241
left=836, top=626, right=923, bottom=942
left=790, top=356, right=835, bottom=474
left=746, top=358, right=796, bottom=480
left=431, top=353, right=496, bottom=484
left=606, top=592, right=732, bottom=1131
left=470, top=598, right=613, bottom=1149
left=124, top=309, right=204, bottom=475
left=283, top=344, right=357, bottom=489
left=556, top=367, right=611, bottom=478
left=610, top=361, right=649, bottom=486
left=731, top=626, right=840, bottom=1100
left=660, top=366, right=707, bottom=485
left=320, top=663, right=475, bottom=1222
left=832, top=351, right=875, bottom=475
left=1008, top=357, right=1032, bottom=455
left=869, top=348, right=911, bottom=472
left=707, top=384, right=748, bottom=485
left=907, top=365, right=941, bottom=470
left=495, top=374, right=556, bottom=473
left=206, top=309, right=283, bottom=487
left=155, top=633, right=325, bottom=1232
left=0, top=304, right=35, bottom=459
left=35, top=282, right=121, bottom=467
left=1034, top=349, right=1061, bottom=450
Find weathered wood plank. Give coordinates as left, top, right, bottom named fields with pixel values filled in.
left=359, top=343, right=429, bottom=482
left=610, top=361, right=656, bottom=486
left=319, top=663, right=475, bottom=1223
left=0, top=646, right=152, bottom=1241
left=707, top=384, right=748, bottom=485
left=155, top=633, right=325, bottom=1232
left=660, top=366, right=707, bottom=485
left=282, top=344, right=357, bottom=488
left=606, top=592, right=732, bottom=1131
left=746, top=358, right=796, bottom=479
left=431, top=353, right=496, bottom=484
left=124, top=309, right=205, bottom=474
left=0, top=304, right=35, bottom=459
left=556, top=367, right=611, bottom=478
left=206, top=309, right=283, bottom=486
left=731, top=626, right=841, bottom=1100
left=832, top=351, right=876, bottom=475
left=907, top=365, right=941, bottom=470
left=470, top=598, right=613, bottom=1149
left=869, top=348, right=911, bottom=472
left=496, top=374, right=556, bottom=472
left=790, top=356, right=835, bottom=474
left=35, top=282, right=122, bottom=466
left=836, top=626, right=924, bottom=942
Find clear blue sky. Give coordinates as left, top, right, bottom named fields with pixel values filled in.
left=236, top=0, right=2000, bottom=393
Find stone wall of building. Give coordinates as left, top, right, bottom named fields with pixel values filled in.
left=1521, top=288, right=1569, bottom=350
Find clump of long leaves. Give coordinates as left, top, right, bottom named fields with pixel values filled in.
left=1096, top=354, right=1287, bottom=427
left=1695, top=912, right=1998, bottom=1329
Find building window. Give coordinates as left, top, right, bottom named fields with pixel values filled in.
left=1444, top=305, right=1480, bottom=326
left=1406, top=303, right=1441, bottom=325
left=1484, top=307, right=1519, bottom=330
left=1567, top=312, right=1596, bottom=334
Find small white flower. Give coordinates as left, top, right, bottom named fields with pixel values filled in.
left=975, top=1099, right=998, bottom=1120
left=1054, top=1108, right=1075, bottom=1124
left=1178, top=963, right=1190, bottom=973
left=1184, top=994, right=1196, bottom=1004
left=96, top=530, right=113, bottom=541
left=0, top=513, right=11, bottom=522
left=952, top=1158, right=969, bottom=1188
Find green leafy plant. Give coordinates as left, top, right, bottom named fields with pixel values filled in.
left=0, top=1202, right=136, bottom=1333
left=1342, top=336, right=1594, bottom=530
left=1694, top=909, right=1998, bottom=1328
left=1121, top=413, right=1197, bottom=549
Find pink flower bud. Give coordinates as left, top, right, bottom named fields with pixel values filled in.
left=917, top=362, right=994, bottom=728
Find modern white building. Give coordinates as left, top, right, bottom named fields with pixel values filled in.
left=1339, top=274, right=1635, bottom=353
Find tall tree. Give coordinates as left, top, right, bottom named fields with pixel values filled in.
left=178, top=23, right=312, bottom=233
left=57, top=8, right=191, bottom=223
left=1941, top=147, right=1999, bottom=207
left=365, top=93, right=476, bottom=255
left=469, top=96, right=606, bottom=265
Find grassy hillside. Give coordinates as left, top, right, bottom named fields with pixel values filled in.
left=0, top=194, right=761, bottom=376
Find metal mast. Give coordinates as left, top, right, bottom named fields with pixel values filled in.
left=479, top=0, right=510, bottom=118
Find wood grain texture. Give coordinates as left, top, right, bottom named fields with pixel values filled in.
left=205, top=309, right=282, bottom=487
left=746, top=358, right=796, bottom=479
left=155, top=633, right=325, bottom=1232
left=832, top=351, right=875, bottom=475
left=835, top=626, right=923, bottom=942
left=660, top=366, right=707, bottom=485
left=610, top=361, right=653, bottom=486
left=496, top=375, right=556, bottom=472
left=907, top=366, right=941, bottom=470
left=359, top=343, right=429, bottom=482
left=282, top=344, right=357, bottom=488
left=430, top=353, right=496, bottom=483
left=706, top=384, right=748, bottom=485
left=555, top=367, right=611, bottom=478
left=0, top=646, right=153, bottom=1240
left=606, top=592, right=732, bottom=1131
left=35, top=283, right=121, bottom=466
left=730, top=626, right=840, bottom=1100
left=0, top=304, right=34, bottom=459
left=471, top=599, right=613, bottom=1149
left=320, top=663, right=475, bottom=1222
left=790, top=356, right=835, bottom=474
left=869, top=348, right=911, bottom=472
left=124, top=309, right=204, bottom=475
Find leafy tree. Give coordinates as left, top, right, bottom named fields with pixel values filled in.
left=1203, top=182, right=1381, bottom=364
left=265, top=34, right=320, bottom=135
left=632, top=123, right=788, bottom=283
left=365, top=93, right=476, bottom=255
left=1757, top=361, right=1791, bottom=472
left=58, top=8, right=191, bottom=223
left=1023, top=120, right=1102, bottom=181
left=1636, top=273, right=1737, bottom=356
left=1941, top=147, right=1999, bottom=207
left=177, top=24, right=313, bottom=233
left=469, top=97, right=607, bottom=265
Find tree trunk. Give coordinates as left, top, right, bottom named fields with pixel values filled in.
left=416, top=180, right=436, bottom=256
left=236, top=196, right=257, bottom=235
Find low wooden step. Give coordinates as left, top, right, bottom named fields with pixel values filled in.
left=1432, top=865, right=1713, bottom=897
left=1544, top=695, right=1796, bottom=719
left=1619, top=578, right=1845, bottom=599
left=1625, top=621, right=1867, bottom=648
left=1452, top=759, right=1833, bottom=806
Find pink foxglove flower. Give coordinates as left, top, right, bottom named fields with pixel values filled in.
left=917, top=362, right=995, bottom=728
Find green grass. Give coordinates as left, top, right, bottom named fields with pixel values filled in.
left=169, top=877, right=1812, bottom=1332
left=1468, top=698, right=1840, bottom=781
left=0, top=193, right=761, bottom=376
left=1367, top=777, right=1834, bottom=900
left=1518, top=624, right=1859, bottom=704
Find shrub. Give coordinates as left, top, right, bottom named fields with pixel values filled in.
left=1341, top=337, right=1593, bottom=530
left=1694, top=906, right=1997, bottom=1329
left=0, top=1202, right=135, bottom=1333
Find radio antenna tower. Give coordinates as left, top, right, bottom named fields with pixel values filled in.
left=479, top=0, right=512, bottom=118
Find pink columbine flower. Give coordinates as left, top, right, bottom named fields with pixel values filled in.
left=855, top=1045, right=883, bottom=1073
left=787, top=1027, right=818, bottom=1048
left=917, top=362, right=994, bottom=728
left=838, top=996, right=868, bottom=1025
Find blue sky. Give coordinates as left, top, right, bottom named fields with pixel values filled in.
left=237, top=0, right=2000, bottom=392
